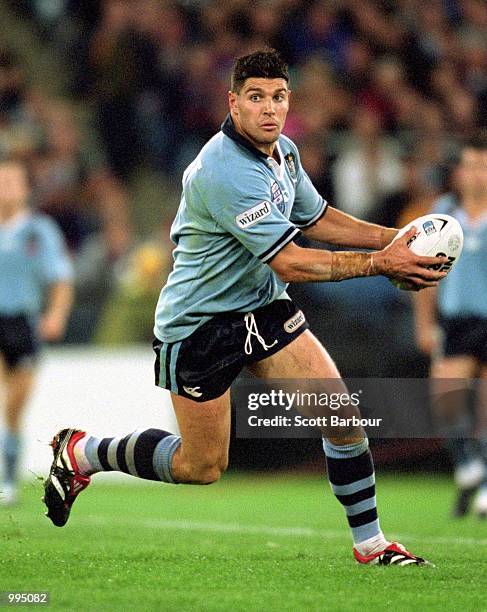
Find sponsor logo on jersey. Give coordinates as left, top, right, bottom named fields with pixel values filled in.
left=284, top=152, right=297, bottom=181
left=422, top=220, right=436, bottom=236
left=183, top=385, right=203, bottom=398
left=271, top=181, right=286, bottom=213
left=284, top=310, right=305, bottom=333
left=236, top=201, right=271, bottom=229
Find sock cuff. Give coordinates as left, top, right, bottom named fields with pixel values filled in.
left=323, top=437, right=369, bottom=459
left=3, top=431, right=22, bottom=454
left=153, top=435, right=181, bottom=484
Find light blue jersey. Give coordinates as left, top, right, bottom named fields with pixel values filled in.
left=0, top=212, right=73, bottom=317
left=434, top=195, right=487, bottom=319
left=155, top=115, right=327, bottom=342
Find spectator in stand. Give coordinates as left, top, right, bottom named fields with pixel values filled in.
left=332, top=106, right=404, bottom=220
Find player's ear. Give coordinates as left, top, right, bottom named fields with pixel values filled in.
left=228, top=90, right=238, bottom=114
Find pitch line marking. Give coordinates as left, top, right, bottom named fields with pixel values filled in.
left=74, top=516, right=487, bottom=546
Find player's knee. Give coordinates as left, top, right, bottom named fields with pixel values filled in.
left=325, top=422, right=364, bottom=443
left=187, top=456, right=228, bottom=485
left=191, top=464, right=222, bottom=485
left=327, top=433, right=365, bottom=446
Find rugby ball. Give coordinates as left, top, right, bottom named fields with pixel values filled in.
left=390, top=213, right=464, bottom=289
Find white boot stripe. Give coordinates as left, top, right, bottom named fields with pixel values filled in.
left=50, top=475, right=65, bottom=501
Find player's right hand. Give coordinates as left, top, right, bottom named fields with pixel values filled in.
left=373, top=227, right=449, bottom=290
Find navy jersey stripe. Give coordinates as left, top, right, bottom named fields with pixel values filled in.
left=259, top=227, right=301, bottom=263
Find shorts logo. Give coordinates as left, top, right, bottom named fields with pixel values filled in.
left=183, top=385, right=202, bottom=398
left=236, top=201, right=271, bottom=229
left=284, top=310, right=305, bottom=333
left=271, top=181, right=285, bottom=213
left=422, top=220, right=436, bottom=236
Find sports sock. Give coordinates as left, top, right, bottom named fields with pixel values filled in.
left=476, top=434, right=487, bottom=490
left=74, top=429, right=181, bottom=484
left=437, top=394, right=477, bottom=470
left=446, top=437, right=477, bottom=468
left=323, top=437, right=388, bottom=552
left=3, top=430, right=21, bottom=485
left=443, top=413, right=476, bottom=466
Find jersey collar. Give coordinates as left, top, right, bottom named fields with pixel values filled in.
left=221, top=114, right=269, bottom=160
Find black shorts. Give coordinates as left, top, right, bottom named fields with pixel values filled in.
left=440, top=316, right=487, bottom=363
left=0, top=314, right=39, bottom=369
left=153, top=299, right=309, bottom=402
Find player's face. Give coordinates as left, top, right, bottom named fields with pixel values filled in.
left=0, top=162, right=29, bottom=214
left=457, top=148, right=487, bottom=201
left=229, top=78, right=290, bottom=155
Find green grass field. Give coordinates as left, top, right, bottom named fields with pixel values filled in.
left=1, top=472, right=486, bottom=611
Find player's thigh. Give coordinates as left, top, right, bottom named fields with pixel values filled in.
left=247, top=329, right=342, bottom=380
left=431, top=355, right=477, bottom=380
left=430, top=355, right=477, bottom=399
left=247, top=330, right=362, bottom=442
left=430, top=355, right=478, bottom=420
left=247, top=329, right=350, bottom=405
left=170, top=389, right=231, bottom=470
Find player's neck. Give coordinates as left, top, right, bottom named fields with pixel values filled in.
left=0, top=206, right=28, bottom=225
left=463, top=196, right=487, bottom=219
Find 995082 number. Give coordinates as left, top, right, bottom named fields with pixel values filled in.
left=1, top=592, right=49, bottom=605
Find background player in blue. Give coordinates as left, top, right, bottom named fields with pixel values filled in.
left=415, top=135, right=487, bottom=518
left=0, top=159, right=73, bottom=506
left=44, top=51, right=447, bottom=565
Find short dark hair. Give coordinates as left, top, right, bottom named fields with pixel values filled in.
left=231, top=49, right=289, bottom=93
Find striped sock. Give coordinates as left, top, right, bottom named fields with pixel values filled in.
left=3, top=430, right=21, bottom=485
left=323, top=437, right=387, bottom=551
left=74, top=429, right=181, bottom=484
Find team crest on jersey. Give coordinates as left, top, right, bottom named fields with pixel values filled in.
left=284, top=153, right=297, bottom=181
left=236, top=201, right=271, bottom=229
left=271, top=181, right=286, bottom=213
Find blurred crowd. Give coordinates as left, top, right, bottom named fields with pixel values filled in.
left=1, top=0, right=486, bottom=356
left=0, top=3, right=174, bottom=344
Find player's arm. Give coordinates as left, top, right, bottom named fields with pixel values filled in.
left=39, top=280, right=74, bottom=342
left=37, top=217, right=75, bottom=342
left=412, top=287, right=440, bottom=355
left=303, top=206, right=398, bottom=249
left=269, top=227, right=448, bottom=289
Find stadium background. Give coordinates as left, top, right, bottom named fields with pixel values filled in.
left=1, top=0, right=485, bottom=470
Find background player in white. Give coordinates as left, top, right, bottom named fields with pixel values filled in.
left=44, top=51, right=447, bottom=565
left=0, top=159, right=73, bottom=505
left=415, top=135, right=487, bottom=518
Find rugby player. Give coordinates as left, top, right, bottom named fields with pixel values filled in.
left=44, top=51, right=446, bottom=565
left=0, top=159, right=73, bottom=505
left=415, top=135, right=487, bottom=518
